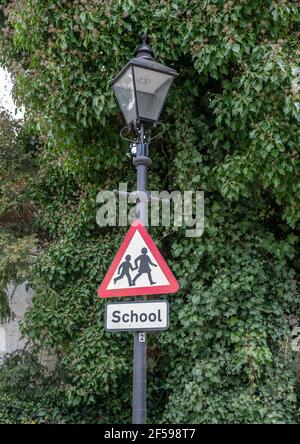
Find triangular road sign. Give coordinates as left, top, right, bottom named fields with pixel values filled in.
left=98, top=220, right=179, bottom=298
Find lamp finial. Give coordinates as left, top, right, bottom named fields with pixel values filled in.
left=134, top=33, right=154, bottom=59
left=140, top=33, right=149, bottom=45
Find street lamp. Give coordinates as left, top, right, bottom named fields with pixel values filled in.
left=112, top=33, right=177, bottom=127
left=111, top=34, right=177, bottom=425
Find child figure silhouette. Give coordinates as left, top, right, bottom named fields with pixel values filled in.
left=132, top=248, right=157, bottom=286
left=114, top=255, right=134, bottom=286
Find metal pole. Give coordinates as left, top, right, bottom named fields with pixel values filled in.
left=132, top=123, right=151, bottom=424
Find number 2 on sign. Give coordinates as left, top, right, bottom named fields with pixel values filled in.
left=139, top=333, right=145, bottom=342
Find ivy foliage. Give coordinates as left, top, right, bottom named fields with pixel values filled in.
left=0, top=0, right=299, bottom=423
left=0, top=108, right=36, bottom=320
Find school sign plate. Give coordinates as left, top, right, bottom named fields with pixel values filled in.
left=105, top=300, right=169, bottom=332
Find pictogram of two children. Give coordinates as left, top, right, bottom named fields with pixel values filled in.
left=114, top=248, right=157, bottom=286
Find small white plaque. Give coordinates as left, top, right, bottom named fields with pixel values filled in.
left=105, top=300, right=169, bottom=332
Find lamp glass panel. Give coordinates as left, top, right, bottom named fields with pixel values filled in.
left=133, top=66, right=173, bottom=121
left=112, top=66, right=136, bottom=124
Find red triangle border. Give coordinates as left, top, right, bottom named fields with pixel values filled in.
left=98, top=220, right=179, bottom=298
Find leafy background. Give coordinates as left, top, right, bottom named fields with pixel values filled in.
left=0, top=0, right=299, bottom=423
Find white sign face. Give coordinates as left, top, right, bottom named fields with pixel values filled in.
left=105, top=300, right=169, bottom=332
left=107, top=230, right=169, bottom=290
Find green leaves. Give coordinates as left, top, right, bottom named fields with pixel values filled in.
left=0, top=0, right=299, bottom=424
left=0, top=109, right=37, bottom=320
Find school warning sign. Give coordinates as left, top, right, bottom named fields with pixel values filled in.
left=98, top=220, right=179, bottom=298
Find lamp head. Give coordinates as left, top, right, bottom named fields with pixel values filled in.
left=111, top=34, right=177, bottom=127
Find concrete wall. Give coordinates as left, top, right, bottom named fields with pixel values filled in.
left=0, top=282, right=33, bottom=363
left=0, top=282, right=57, bottom=370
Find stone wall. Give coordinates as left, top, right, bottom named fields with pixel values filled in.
left=0, top=282, right=33, bottom=363
left=0, top=282, right=56, bottom=370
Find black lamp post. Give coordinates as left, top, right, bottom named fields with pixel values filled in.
left=111, top=34, right=177, bottom=425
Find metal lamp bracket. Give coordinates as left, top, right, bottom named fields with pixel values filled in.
left=120, top=122, right=166, bottom=151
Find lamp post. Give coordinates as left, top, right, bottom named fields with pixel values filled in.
left=111, top=34, right=177, bottom=424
